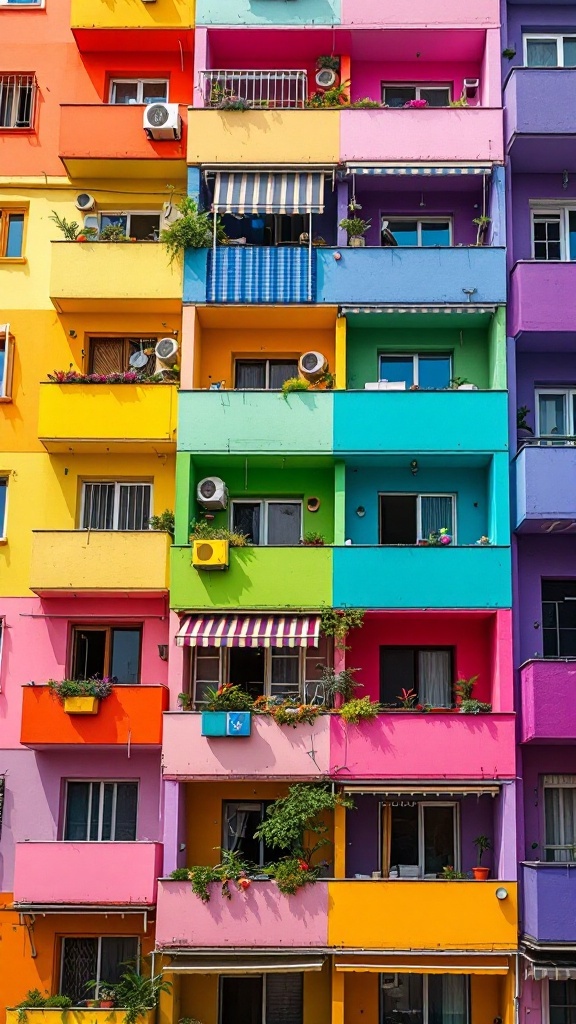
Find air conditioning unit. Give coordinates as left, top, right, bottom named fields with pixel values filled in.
left=75, top=193, right=96, bottom=212
left=299, top=351, right=328, bottom=382
left=155, top=337, right=179, bottom=366
left=464, top=78, right=480, bottom=99
left=192, top=539, right=229, bottom=571
left=315, top=68, right=338, bottom=89
left=143, top=103, right=182, bottom=141
left=197, top=476, right=228, bottom=510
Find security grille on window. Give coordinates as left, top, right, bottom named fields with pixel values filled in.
left=382, top=84, right=451, bottom=107
left=234, top=359, right=299, bottom=390
left=381, top=974, right=468, bottom=1024
left=64, top=781, right=138, bottom=841
left=81, top=482, right=152, bottom=531
left=61, top=936, right=139, bottom=1004
left=110, top=79, right=168, bottom=104
left=0, top=74, right=37, bottom=127
left=231, top=500, right=302, bottom=545
left=543, top=775, right=576, bottom=862
left=192, top=635, right=330, bottom=705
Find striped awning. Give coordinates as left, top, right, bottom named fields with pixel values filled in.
left=165, top=953, right=325, bottom=974
left=176, top=614, right=321, bottom=648
left=347, top=163, right=492, bottom=177
left=212, top=172, right=325, bottom=214
left=335, top=956, right=510, bottom=975
left=525, top=961, right=576, bottom=981
left=341, top=306, right=496, bottom=316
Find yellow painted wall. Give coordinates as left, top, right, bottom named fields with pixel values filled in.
left=50, top=242, right=182, bottom=312
left=71, top=0, right=194, bottom=30
left=177, top=964, right=330, bottom=1024
left=187, top=111, right=340, bottom=165
left=342, top=971, right=514, bottom=1024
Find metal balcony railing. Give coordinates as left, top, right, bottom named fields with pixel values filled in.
left=0, top=74, right=37, bottom=128
left=201, top=70, right=308, bottom=109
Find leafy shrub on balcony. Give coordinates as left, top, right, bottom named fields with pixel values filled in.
left=339, top=696, right=382, bottom=724
left=161, top=197, right=227, bottom=263
left=47, top=677, right=114, bottom=702
left=46, top=369, right=178, bottom=384
left=14, top=991, right=72, bottom=1023
left=149, top=509, right=175, bottom=537
left=190, top=518, right=249, bottom=548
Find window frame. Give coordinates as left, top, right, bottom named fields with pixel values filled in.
left=380, top=645, right=455, bottom=707
left=0, top=208, right=26, bottom=259
left=80, top=480, right=153, bottom=532
left=87, top=335, right=158, bottom=375
left=0, top=325, right=15, bottom=398
left=380, top=217, right=453, bottom=248
left=530, top=204, right=576, bottom=262
left=379, top=973, right=469, bottom=1024
left=381, top=83, right=452, bottom=107
left=0, top=476, right=9, bottom=539
left=378, top=352, right=453, bottom=387
left=543, top=977, right=576, bottom=1024
left=383, top=800, right=460, bottom=878
left=230, top=499, right=303, bottom=546
left=535, top=387, right=576, bottom=438
left=60, top=935, right=140, bottom=1002
left=0, top=73, right=37, bottom=128
left=191, top=638, right=331, bottom=706
left=523, top=34, right=576, bottom=68
left=98, top=211, right=161, bottom=242
left=233, top=358, right=300, bottom=390
left=541, top=580, right=576, bottom=659
left=109, top=78, right=169, bottom=105
left=542, top=775, right=576, bottom=862
left=219, top=973, right=303, bottom=1024
left=222, top=799, right=273, bottom=866
left=0, top=0, right=44, bottom=6
left=69, top=623, right=143, bottom=683
left=378, top=492, right=458, bottom=545
left=63, top=779, right=139, bottom=842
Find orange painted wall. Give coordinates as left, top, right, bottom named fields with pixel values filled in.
left=197, top=327, right=336, bottom=390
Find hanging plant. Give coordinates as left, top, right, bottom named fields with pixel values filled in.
left=320, top=608, right=365, bottom=650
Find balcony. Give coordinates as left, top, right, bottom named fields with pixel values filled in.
left=201, top=70, right=308, bottom=109
left=185, top=246, right=506, bottom=306
left=170, top=545, right=332, bottom=610
left=340, top=0, right=500, bottom=26
left=162, top=713, right=331, bottom=779
left=504, top=69, right=576, bottom=170
left=520, top=660, right=576, bottom=743
left=522, top=863, right=576, bottom=944
left=510, top=262, right=576, bottom=340
left=50, top=241, right=182, bottom=313
left=333, top=546, right=512, bottom=609
left=328, top=880, right=517, bottom=951
left=13, top=841, right=163, bottom=906
left=330, top=713, right=515, bottom=780
left=187, top=109, right=339, bottom=165
left=7, top=1015, right=154, bottom=1024
left=38, top=383, right=177, bottom=455
left=59, top=104, right=187, bottom=180
left=340, top=108, right=503, bottom=164
left=30, top=531, right=171, bottom=597
left=156, top=879, right=328, bottom=948
left=21, top=685, right=168, bottom=748
left=514, top=444, right=576, bottom=532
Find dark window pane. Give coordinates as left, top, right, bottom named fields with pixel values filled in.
left=381, top=974, right=424, bottom=1024
left=379, top=356, right=413, bottom=385
left=221, top=976, right=263, bottom=1024
left=380, top=495, right=418, bottom=544
left=72, top=630, right=107, bottom=679
left=387, top=221, right=418, bottom=246
left=112, top=82, right=139, bottom=104
left=269, top=361, right=299, bottom=389
left=270, top=648, right=300, bottom=698
left=526, top=39, right=558, bottom=67
left=82, top=483, right=115, bottom=530
left=100, top=937, right=139, bottom=985
left=110, top=629, right=141, bottom=684
left=543, top=628, right=559, bottom=657
left=129, top=214, right=160, bottom=241
left=564, top=39, right=576, bottom=68
left=233, top=503, right=261, bottom=544
left=61, top=938, right=98, bottom=1004
left=420, top=88, right=450, bottom=107
left=6, top=214, right=24, bottom=257
left=118, top=484, right=150, bottom=530
left=390, top=803, right=419, bottom=870
left=101, top=783, right=114, bottom=841
left=141, top=82, right=168, bottom=103
left=89, top=783, right=101, bottom=841
left=383, top=86, right=415, bottom=107
left=418, top=356, right=451, bottom=389
left=0, top=479, right=7, bottom=535
left=570, top=211, right=576, bottom=261
left=223, top=801, right=264, bottom=864
left=423, top=805, right=455, bottom=874
left=267, top=502, right=301, bottom=545
left=266, top=973, right=303, bottom=1024
left=236, top=361, right=266, bottom=389
left=229, top=647, right=265, bottom=699
left=114, top=783, right=138, bottom=840
left=65, top=782, right=90, bottom=841
left=559, top=631, right=576, bottom=657
left=380, top=647, right=416, bottom=704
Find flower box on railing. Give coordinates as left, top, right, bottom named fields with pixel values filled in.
left=63, top=696, right=99, bottom=715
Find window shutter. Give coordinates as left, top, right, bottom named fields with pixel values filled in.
left=90, top=338, right=125, bottom=374
left=266, top=974, right=303, bottom=1024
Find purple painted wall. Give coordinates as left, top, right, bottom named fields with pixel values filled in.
left=517, top=536, right=576, bottom=664
left=509, top=173, right=576, bottom=264
left=348, top=184, right=480, bottom=247
left=516, top=352, right=576, bottom=418
left=522, top=863, right=576, bottom=943
left=504, top=5, right=576, bottom=68
left=521, top=745, right=576, bottom=860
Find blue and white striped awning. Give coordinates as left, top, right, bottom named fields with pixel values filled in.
left=340, top=305, right=496, bottom=315
left=212, top=172, right=325, bottom=214
left=347, top=164, right=492, bottom=177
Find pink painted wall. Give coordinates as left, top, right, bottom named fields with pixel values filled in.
left=13, top=841, right=162, bottom=905
left=351, top=61, right=481, bottom=106
left=162, top=713, right=331, bottom=779
left=340, top=108, right=504, bottom=163
left=155, top=880, right=329, bottom=948
left=0, top=597, right=171, bottom=749
left=521, top=660, right=576, bottom=743
left=330, top=714, right=516, bottom=780
left=341, top=0, right=500, bottom=28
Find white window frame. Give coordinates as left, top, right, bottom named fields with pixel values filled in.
left=380, top=974, right=469, bottom=1024
left=63, top=780, right=139, bottom=842
left=386, top=801, right=460, bottom=878
left=234, top=358, right=300, bottom=390
left=98, top=211, right=161, bottom=241
left=523, top=34, right=576, bottom=68
left=379, top=492, right=458, bottom=545
left=535, top=388, right=576, bottom=438
left=60, top=936, right=140, bottom=1000
left=381, top=217, right=453, bottom=247
left=0, top=476, right=8, bottom=539
left=109, top=78, right=169, bottom=104
left=0, top=0, right=44, bottom=6
left=192, top=639, right=331, bottom=706
left=543, top=977, right=576, bottom=1024
left=378, top=352, right=453, bottom=385
left=529, top=202, right=576, bottom=261
left=80, top=481, right=153, bottom=532
left=542, top=775, right=576, bottom=862
left=230, top=499, right=303, bottom=545
left=381, top=83, right=452, bottom=106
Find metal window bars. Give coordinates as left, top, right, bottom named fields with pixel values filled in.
left=0, top=74, right=37, bottom=128
left=202, top=69, right=308, bottom=109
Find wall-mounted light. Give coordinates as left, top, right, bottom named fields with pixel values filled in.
left=69, top=330, right=77, bottom=338
left=158, top=644, right=169, bottom=661
left=495, top=887, right=508, bottom=901
left=355, top=506, right=366, bottom=518
left=410, top=460, right=419, bottom=475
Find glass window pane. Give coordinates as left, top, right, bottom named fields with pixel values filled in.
left=423, top=805, right=455, bottom=874
left=269, top=361, right=299, bottom=389
left=539, top=394, right=566, bottom=436
left=223, top=802, right=264, bottom=862
left=526, top=39, right=559, bottom=67
left=379, top=356, right=414, bottom=386
left=229, top=647, right=265, bottom=700
left=100, top=214, right=128, bottom=234
left=89, top=783, right=101, bottom=841
left=101, top=783, right=114, bottom=841
left=100, top=937, right=139, bottom=985
left=0, top=478, right=7, bottom=536
left=420, top=89, right=450, bottom=107
left=236, top=361, right=266, bottom=389
left=381, top=974, right=424, bottom=1024
left=83, top=483, right=115, bottom=530
left=564, top=39, right=576, bottom=68
left=129, top=214, right=160, bottom=241
left=270, top=649, right=300, bottom=698
left=387, top=221, right=418, bottom=246
left=114, top=783, right=138, bottom=840
left=429, top=976, right=467, bottom=1024
left=0, top=345, right=6, bottom=396
left=418, top=356, right=451, bottom=389
left=267, top=502, right=301, bottom=545
left=420, top=495, right=453, bottom=537
left=421, top=221, right=450, bottom=246
left=232, top=502, right=261, bottom=544
left=569, top=211, right=576, bottom=261
left=65, top=782, right=91, bottom=841
left=6, top=213, right=24, bottom=257
left=141, top=81, right=168, bottom=103
left=383, top=86, right=415, bottom=107
left=112, top=82, right=139, bottom=104
left=118, top=484, right=150, bottom=531
left=390, top=803, right=419, bottom=869
left=111, top=629, right=141, bottom=683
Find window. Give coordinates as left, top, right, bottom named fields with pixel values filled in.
left=383, top=218, right=452, bottom=247
left=61, top=936, right=138, bottom=1004
left=542, top=581, right=576, bottom=657
left=192, top=635, right=330, bottom=705
left=382, top=84, right=451, bottom=107
left=231, top=500, right=302, bottom=545
left=71, top=625, right=142, bottom=683
left=0, top=477, right=8, bottom=538
left=548, top=980, right=576, bottom=1024
left=235, top=359, right=299, bottom=390
left=88, top=337, right=156, bottom=375
left=220, top=974, right=303, bottom=1024
left=379, top=494, right=455, bottom=545
left=380, top=974, right=468, bottom=1024
left=0, top=74, right=36, bottom=127
left=99, top=212, right=160, bottom=242
left=81, top=482, right=152, bottom=531
left=64, top=781, right=138, bottom=841
left=536, top=389, right=576, bottom=439
left=379, top=353, right=452, bottom=389
left=384, top=803, right=458, bottom=878
left=380, top=647, right=454, bottom=707
left=0, top=325, right=13, bottom=398
left=0, top=0, right=44, bottom=6
left=543, top=775, right=576, bottom=862
left=531, top=207, right=576, bottom=261
left=222, top=801, right=274, bottom=865
left=524, top=35, right=576, bottom=68
left=110, top=79, right=168, bottom=104
left=0, top=210, right=24, bottom=257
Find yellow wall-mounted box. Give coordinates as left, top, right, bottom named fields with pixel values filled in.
left=192, top=539, right=229, bottom=571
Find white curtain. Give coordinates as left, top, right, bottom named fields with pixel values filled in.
left=224, top=806, right=250, bottom=853
left=442, top=976, right=467, bottom=1024
left=419, top=650, right=452, bottom=707
left=421, top=496, right=453, bottom=538
left=539, top=395, right=565, bottom=437
left=526, top=40, right=558, bottom=67
left=545, top=787, right=576, bottom=861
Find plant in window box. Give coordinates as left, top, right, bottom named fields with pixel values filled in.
left=99, top=223, right=129, bottom=242
left=110, top=965, right=172, bottom=1024
left=472, top=835, right=492, bottom=880
left=217, top=95, right=251, bottom=111
left=404, top=98, right=428, bottom=108
left=13, top=991, right=73, bottom=1024
left=302, top=531, right=325, bottom=546
left=281, top=376, right=310, bottom=397
left=339, top=696, right=382, bottom=724
left=201, top=683, right=253, bottom=737
left=48, top=676, right=114, bottom=715
left=270, top=698, right=322, bottom=727
left=173, top=849, right=254, bottom=902
left=440, top=866, right=469, bottom=880
left=459, top=698, right=492, bottom=715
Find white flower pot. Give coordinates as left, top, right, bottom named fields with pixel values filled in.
left=348, top=237, right=366, bottom=247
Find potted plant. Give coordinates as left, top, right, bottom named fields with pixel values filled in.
left=450, top=376, right=477, bottom=391
left=112, top=966, right=172, bottom=1024
left=455, top=675, right=479, bottom=704
left=339, top=696, right=382, bottom=724
left=472, top=835, right=492, bottom=880
left=427, top=527, right=452, bottom=546
left=161, top=197, right=227, bottom=264
left=49, top=210, right=97, bottom=241
left=339, top=216, right=371, bottom=247
left=440, top=866, right=469, bottom=880
left=98, top=986, right=115, bottom=1008
left=517, top=406, right=534, bottom=442
left=473, top=215, right=491, bottom=246
left=459, top=698, right=492, bottom=714
left=201, top=683, right=253, bottom=737
left=47, top=676, right=114, bottom=715
left=302, top=531, right=325, bottom=546
left=316, top=55, right=340, bottom=72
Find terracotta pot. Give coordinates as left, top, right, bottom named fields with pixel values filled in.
left=99, top=1001, right=115, bottom=1009
left=472, top=866, right=490, bottom=881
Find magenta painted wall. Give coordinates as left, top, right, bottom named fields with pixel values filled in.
left=521, top=661, right=576, bottom=743
left=521, top=746, right=576, bottom=861
left=13, top=841, right=163, bottom=905
left=351, top=61, right=480, bottom=105
left=0, top=597, right=172, bottom=749
left=517, top=536, right=576, bottom=664
left=156, top=879, right=329, bottom=948
left=342, top=0, right=500, bottom=28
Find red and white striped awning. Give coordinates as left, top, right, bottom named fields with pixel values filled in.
left=175, top=614, right=321, bottom=649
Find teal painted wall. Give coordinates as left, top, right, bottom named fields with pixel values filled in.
left=195, top=0, right=340, bottom=26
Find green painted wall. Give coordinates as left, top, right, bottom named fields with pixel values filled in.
left=488, top=306, right=507, bottom=390
left=346, top=325, right=491, bottom=390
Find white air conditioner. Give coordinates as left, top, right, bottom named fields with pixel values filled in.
left=299, top=351, right=328, bottom=382
left=143, top=103, right=181, bottom=141
left=75, top=193, right=96, bottom=212
left=464, top=78, right=480, bottom=99
left=155, top=337, right=179, bottom=366
left=197, top=476, right=229, bottom=511
left=315, top=68, right=338, bottom=89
